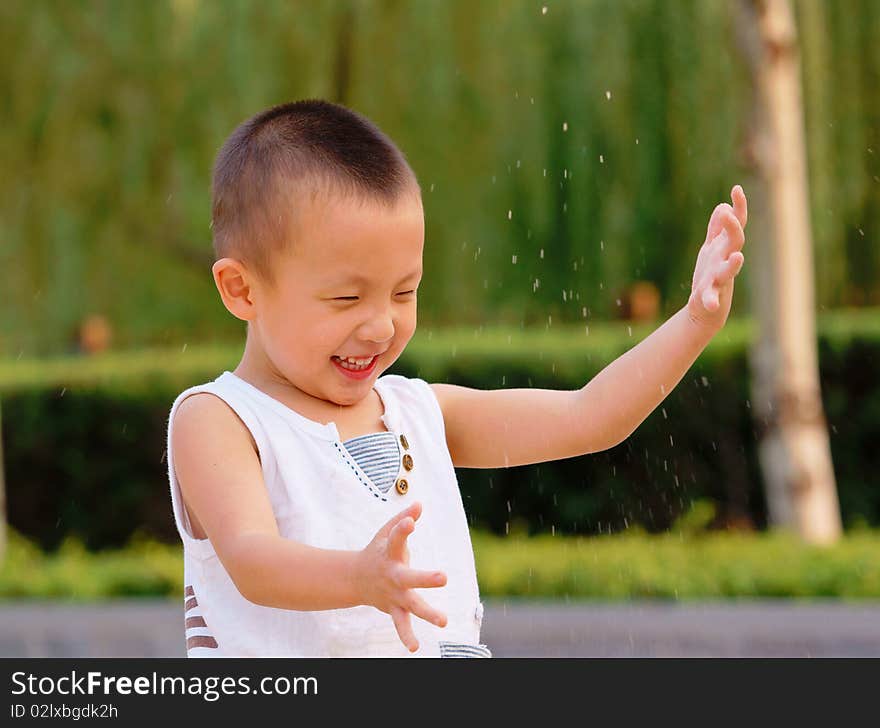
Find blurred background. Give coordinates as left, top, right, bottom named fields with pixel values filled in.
left=1, top=0, right=878, bottom=656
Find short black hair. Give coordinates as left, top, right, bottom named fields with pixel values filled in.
left=211, top=99, right=420, bottom=284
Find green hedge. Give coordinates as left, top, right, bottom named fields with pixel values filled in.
left=1, top=309, right=878, bottom=550
left=2, top=514, right=879, bottom=600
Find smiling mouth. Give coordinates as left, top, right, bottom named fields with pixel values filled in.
left=331, top=355, right=378, bottom=371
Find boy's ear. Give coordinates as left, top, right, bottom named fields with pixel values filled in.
left=212, top=258, right=256, bottom=321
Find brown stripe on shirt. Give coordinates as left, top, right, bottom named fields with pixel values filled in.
left=185, top=616, right=207, bottom=629
left=186, top=635, right=218, bottom=650
left=184, top=585, right=195, bottom=597
left=185, top=597, right=198, bottom=612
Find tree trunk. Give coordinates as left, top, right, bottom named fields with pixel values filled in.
left=735, top=0, right=841, bottom=544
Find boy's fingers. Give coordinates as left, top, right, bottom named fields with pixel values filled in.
left=716, top=252, right=745, bottom=283
left=401, top=568, right=447, bottom=590
left=377, top=501, right=421, bottom=539
left=407, top=592, right=448, bottom=629
left=388, top=517, right=416, bottom=562
left=731, top=185, right=748, bottom=228
left=391, top=606, right=419, bottom=652
left=719, top=210, right=745, bottom=256
left=701, top=286, right=719, bottom=312
left=706, top=202, right=733, bottom=241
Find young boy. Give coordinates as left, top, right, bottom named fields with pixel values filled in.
left=167, top=99, right=747, bottom=657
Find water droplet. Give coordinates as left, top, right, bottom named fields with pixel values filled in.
left=511, top=254, right=518, bottom=264
left=541, top=5, right=548, bottom=14
left=605, top=90, right=612, bottom=100
left=562, top=121, right=568, bottom=132
left=540, top=248, right=544, bottom=259
left=599, top=154, right=604, bottom=164
left=600, top=240, right=605, bottom=251
left=508, top=209, right=512, bottom=220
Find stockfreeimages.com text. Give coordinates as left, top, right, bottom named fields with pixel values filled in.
left=10, top=671, right=317, bottom=702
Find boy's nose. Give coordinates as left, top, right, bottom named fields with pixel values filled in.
left=360, top=311, right=395, bottom=345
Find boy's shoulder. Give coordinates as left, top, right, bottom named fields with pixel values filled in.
left=376, top=373, right=447, bottom=426
left=376, top=372, right=436, bottom=402
left=171, top=387, right=258, bottom=457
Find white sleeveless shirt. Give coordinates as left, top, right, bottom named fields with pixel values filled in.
left=166, top=371, right=488, bottom=657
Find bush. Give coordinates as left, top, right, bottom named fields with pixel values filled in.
left=0, top=530, right=181, bottom=599
left=1, top=309, right=878, bottom=550
left=2, top=517, right=878, bottom=600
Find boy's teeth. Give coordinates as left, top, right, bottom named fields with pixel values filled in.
left=333, top=355, right=375, bottom=370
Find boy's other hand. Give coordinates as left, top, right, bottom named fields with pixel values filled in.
left=687, top=185, right=748, bottom=331
left=356, top=501, right=448, bottom=653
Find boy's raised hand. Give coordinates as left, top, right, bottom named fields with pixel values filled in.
left=687, top=185, right=748, bottom=331
left=356, top=501, right=448, bottom=652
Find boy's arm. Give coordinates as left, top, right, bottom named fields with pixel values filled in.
left=172, top=393, right=363, bottom=610
left=174, top=393, right=447, bottom=650
left=432, top=307, right=715, bottom=467
left=432, top=185, right=748, bottom=469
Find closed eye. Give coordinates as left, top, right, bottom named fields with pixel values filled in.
left=332, top=290, right=416, bottom=301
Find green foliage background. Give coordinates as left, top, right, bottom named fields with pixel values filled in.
left=4, top=518, right=880, bottom=600
left=2, top=0, right=879, bottom=356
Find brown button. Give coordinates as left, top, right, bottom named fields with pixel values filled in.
left=399, top=434, right=409, bottom=450
left=395, top=478, right=409, bottom=495
left=402, top=453, right=414, bottom=471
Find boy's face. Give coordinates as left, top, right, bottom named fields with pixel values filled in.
left=251, top=190, right=424, bottom=407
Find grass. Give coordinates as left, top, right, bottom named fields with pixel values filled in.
left=2, top=522, right=878, bottom=601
